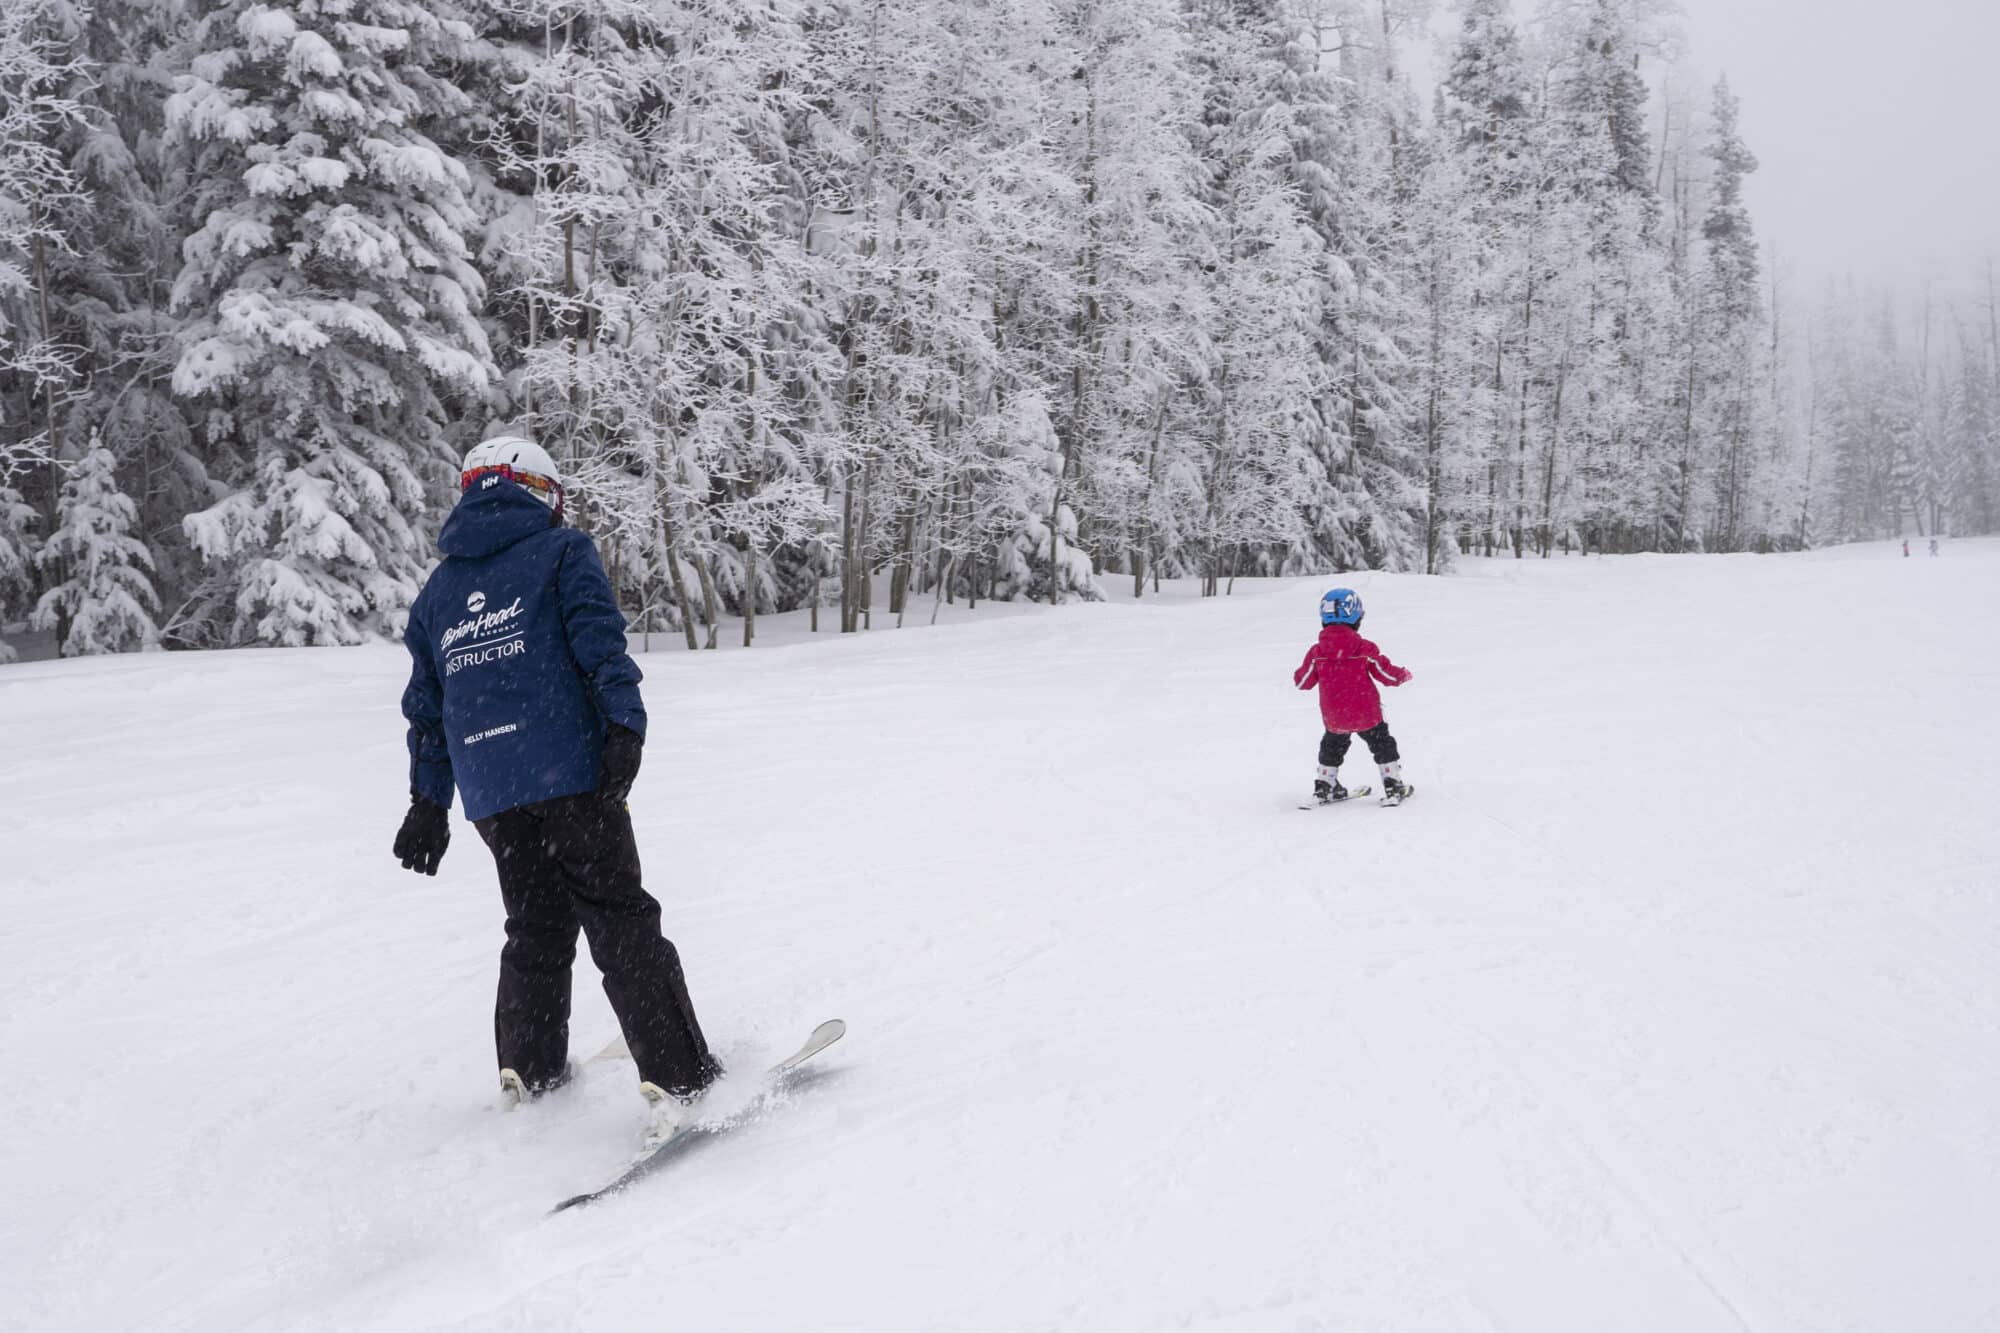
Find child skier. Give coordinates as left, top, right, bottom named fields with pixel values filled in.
left=1293, top=587, right=1415, bottom=806
left=392, top=436, right=721, bottom=1146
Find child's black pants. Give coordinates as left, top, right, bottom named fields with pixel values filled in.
left=475, top=793, right=720, bottom=1097
left=1319, top=722, right=1400, bottom=768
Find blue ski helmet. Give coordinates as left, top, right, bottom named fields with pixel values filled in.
left=1319, top=587, right=1363, bottom=626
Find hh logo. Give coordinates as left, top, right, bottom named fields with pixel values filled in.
left=467, top=591, right=487, bottom=613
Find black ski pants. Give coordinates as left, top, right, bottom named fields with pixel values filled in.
left=474, top=794, right=720, bottom=1097
left=1319, top=722, right=1400, bottom=769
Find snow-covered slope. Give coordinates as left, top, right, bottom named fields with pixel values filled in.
left=5, top=543, right=1997, bottom=1333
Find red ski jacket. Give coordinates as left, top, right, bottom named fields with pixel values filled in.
left=1293, top=623, right=1411, bottom=732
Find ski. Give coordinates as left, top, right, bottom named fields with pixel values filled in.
left=550, top=1018, right=846, bottom=1214
left=1297, top=785, right=1373, bottom=810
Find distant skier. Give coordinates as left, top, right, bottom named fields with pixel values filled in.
left=1930, top=538, right=1940, bottom=557
left=392, top=436, right=720, bottom=1145
left=1903, top=540, right=1910, bottom=557
left=1294, top=588, right=1414, bottom=806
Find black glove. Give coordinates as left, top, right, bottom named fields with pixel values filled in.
left=598, top=725, right=643, bottom=804
left=393, top=796, right=450, bottom=875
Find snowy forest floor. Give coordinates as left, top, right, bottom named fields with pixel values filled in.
left=4, top=541, right=1997, bottom=1333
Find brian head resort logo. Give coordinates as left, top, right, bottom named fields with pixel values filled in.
left=467, top=591, right=487, bottom=614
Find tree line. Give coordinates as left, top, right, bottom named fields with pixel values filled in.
left=3, top=0, right=1995, bottom=659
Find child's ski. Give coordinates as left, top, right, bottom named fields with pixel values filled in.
left=1297, top=785, right=1373, bottom=810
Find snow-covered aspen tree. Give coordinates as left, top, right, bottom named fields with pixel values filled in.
left=0, top=0, right=92, bottom=655
left=1052, top=0, right=1211, bottom=599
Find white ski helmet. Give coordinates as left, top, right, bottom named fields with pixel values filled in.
left=461, top=435, right=563, bottom=517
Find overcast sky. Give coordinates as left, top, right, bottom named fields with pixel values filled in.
left=1418, top=0, right=2000, bottom=306
left=1670, top=0, right=2000, bottom=302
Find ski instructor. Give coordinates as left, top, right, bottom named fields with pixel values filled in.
left=392, top=435, right=721, bottom=1145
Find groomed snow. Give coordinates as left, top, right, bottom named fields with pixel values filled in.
left=4, top=542, right=1996, bottom=1332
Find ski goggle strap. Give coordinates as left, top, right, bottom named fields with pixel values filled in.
left=462, top=463, right=561, bottom=501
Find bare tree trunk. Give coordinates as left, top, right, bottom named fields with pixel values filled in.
left=1798, top=328, right=1819, bottom=546
left=1483, top=327, right=1505, bottom=559
left=838, top=467, right=857, bottom=632
left=1051, top=70, right=1103, bottom=608
left=1423, top=254, right=1445, bottom=574
left=1542, top=344, right=1569, bottom=557
left=1676, top=355, right=1697, bottom=551
left=1513, top=379, right=1529, bottom=557
left=1653, top=93, right=1673, bottom=194
left=888, top=508, right=915, bottom=617
left=562, top=45, right=583, bottom=438
left=1484, top=459, right=1497, bottom=557
left=661, top=516, right=699, bottom=651
left=930, top=552, right=954, bottom=625
left=1987, top=259, right=1999, bottom=407
left=1133, top=398, right=1166, bottom=598
left=693, top=551, right=721, bottom=650
left=855, top=454, right=875, bottom=630
left=1512, top=209, right=1539, bottom=559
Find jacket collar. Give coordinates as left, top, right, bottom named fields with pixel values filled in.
left=438, top=479, right=557, bottom=560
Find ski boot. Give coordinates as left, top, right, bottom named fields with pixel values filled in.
left=1312, top=765, right=1348, bottom=805
left=638, top=1080, right=704, bottom=1153
left=500, top=1062, right=576, bottom=1111
left=1378, top=762, right=1413, bottom=807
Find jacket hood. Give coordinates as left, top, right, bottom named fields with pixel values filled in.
left=1318, top=621, right=1361, bottom=642
left=438, top=479, right=557, bottom=560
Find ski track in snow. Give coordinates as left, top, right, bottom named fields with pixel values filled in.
left=4, top=542, right=1997, bottom=1332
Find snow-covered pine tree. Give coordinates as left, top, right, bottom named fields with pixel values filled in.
left=1750, top=246, right=1804, bottom=550
left=1944, top=318, right=1997, bottom=535
left=1224, top=0, right=1421, bottom=574
left=1444, top=0, right=1529, bottom=155
left=1813, top=283, right=1865, bottom=540
left=0, top=479, right=34, bottom=662
left=32, top=433, right=159, bottom=652
left=166, top=0, right=495, bottom=646
left=1319, top=0, right=1428, bottom=572
left=1530, top=0, right=1677, bottom=556
left=1693, top=75, right=1763, bottom=550
left=1906, top=290, right=1950, bottom=539
left=1870, top=299, right=1925, bottom=536
left=1824, top=289, right=1905, bottom=540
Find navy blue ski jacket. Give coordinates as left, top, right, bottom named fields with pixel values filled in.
left=401, top=478, right=646, bottom=821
